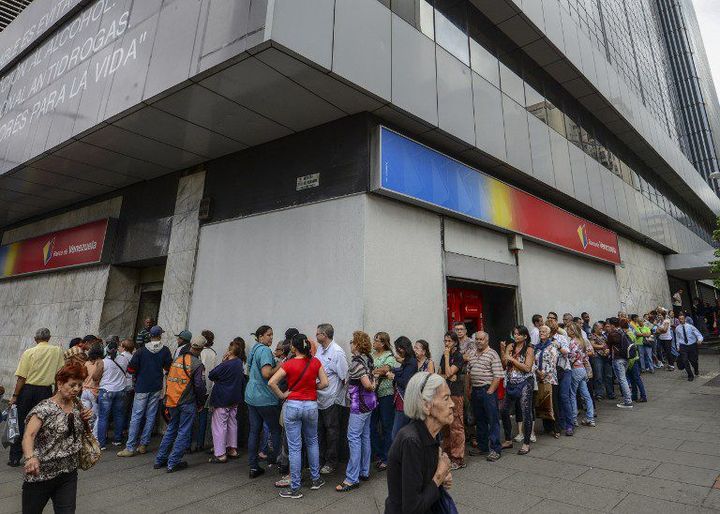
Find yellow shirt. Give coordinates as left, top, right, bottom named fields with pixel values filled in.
left=15, top=342, right=64, bottom=386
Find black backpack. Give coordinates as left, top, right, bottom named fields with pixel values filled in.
left=620, top=332, right=638, bottom=360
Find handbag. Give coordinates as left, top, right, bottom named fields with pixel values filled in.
left=74, top=399, right=101, bottom=470
left=431, top=486, right=459, bottom=514
left=279, top=358, right=312, bottom=428
left=504, top=378, right=527, bottom=399
left=1, top=405, right=20, bottom=448
left=534, top=382, right=554, bottom=421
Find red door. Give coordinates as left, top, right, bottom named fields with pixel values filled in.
left=447, top=287, right=484, bottom=333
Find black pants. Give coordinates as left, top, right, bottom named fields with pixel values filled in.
left=22, top=471, right=77, bottom=514
left=659, top=339, right=676, bottom=366
left=541, top=384, right=561, bottom=435
left=318, top=404, right=342, bottom=469
left=678, top=345, right=699, bottom=378
left=10, top=385, right=53, bottom=463
left=500, top=380, right=533, bottom=445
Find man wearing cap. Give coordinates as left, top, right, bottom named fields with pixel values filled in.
left=118, top=326, right=173, bottom=457
left=8, top=328, right=64, bottom=467
left=153, top=335, right=208, bottom=473
left=173, top=330, right=193, bottom=359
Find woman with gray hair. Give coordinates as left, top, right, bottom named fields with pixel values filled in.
left=385, top=372, right=455, bottom=514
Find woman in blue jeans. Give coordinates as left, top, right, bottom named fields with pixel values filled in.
left=370, top=332, right=397, bottom=471
left=386, top=337, right=417, bottom=439
left=97, top=341, right=129, bottom=449
left=565, top=323, right=595, bottom=428
left=337, top=331, right=376, bottom=492
left=269, top=333, right=328, bottom=499
left=245, top=326, right=282, bottom=479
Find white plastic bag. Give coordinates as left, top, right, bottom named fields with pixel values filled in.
left=1, top=405, right=20, bottom=448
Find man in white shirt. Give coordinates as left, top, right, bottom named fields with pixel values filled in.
left=528, top=314, right=543, bottom=346
left=314, top=323, right=348, bottom=475
left=655, top=308, right=675, bottom=371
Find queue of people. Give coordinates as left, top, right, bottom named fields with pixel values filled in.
left=4, top=303, right=704, bottom=513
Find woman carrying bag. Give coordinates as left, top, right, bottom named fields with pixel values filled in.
left=534, top=325, right=560, bottom=438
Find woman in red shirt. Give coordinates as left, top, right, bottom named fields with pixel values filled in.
left=269, top=334, right=328, bottom=499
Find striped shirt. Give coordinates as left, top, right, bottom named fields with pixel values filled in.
left=466, top=348, right=504, bottom=387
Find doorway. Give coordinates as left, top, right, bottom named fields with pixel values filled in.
left=133, top=265, right=165, bottom=337
left=447, top=279, right=517, bottom=354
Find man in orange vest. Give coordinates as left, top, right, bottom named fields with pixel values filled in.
left=153, top=335, right=207, bottom=473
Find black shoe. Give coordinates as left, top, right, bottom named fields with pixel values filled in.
left=153, top=461, right=167, bottom=469
left=167, top=461, right=188, bottom=473
left=688, top=376, right=695, bottom=382
left=7, top=460, right=21, bottom=468
left=249, top=467, right=266, bottom=479
left=359, top=475, right=370, bottom=481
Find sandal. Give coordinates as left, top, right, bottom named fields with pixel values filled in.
left=227, top=452, right=240, bottom=459
left=376, top=462, right=387, bottom=471
left=208, top=456, right=228, bottom=464
left=553, top=432, right=560, bottom=439
left=335, top=482, right=359, bottom=492
left=501, top=442, right=514, bottom=450
left=517, top=447, right=531, bottom=455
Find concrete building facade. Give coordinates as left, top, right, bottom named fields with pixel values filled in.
left=0, top=0, right=718, bottom=387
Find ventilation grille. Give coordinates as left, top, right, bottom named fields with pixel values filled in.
left=0, top=0, right=33, bottom=32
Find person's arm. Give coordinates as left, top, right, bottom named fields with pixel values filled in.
left=399, top=440, right=444, bottom=514
left=486, top=377, right=501, bottom=395
left=22, top=415, right=42, bottom=476
left=163, top=348, right=172, bottom=372
left=9, top=376, right=26, bottom=406
left=507, top=347, right=534, bottom=372
left=336, top=351, right=349, bottom=383
left=360, top=373, right=374, bottom=391
left=693, top=326, right=704, bottom=344
left=92, top=361, right=104, bottom=383
left=427, top=360, right=436, bottom=374
left=268, top=367, right=288, bottom=399
left=193, top=365, right=207, bottom=406
left=317, top=365, right=329, bottom=390
left=127, top=351, right=140, bottom=375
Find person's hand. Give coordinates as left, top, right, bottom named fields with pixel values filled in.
left=80, top=408, right=92, bottom=423
left=24, top=456, right=39, bottom=476
left=8, top=395, right=16, bottom=407
left=282, top=391, right=291, bottom=400
left=442, top=472, right=453, bottom=490
left=433, top=450, right=451, bottom=486
left=386, top=371, right=394, bottom=381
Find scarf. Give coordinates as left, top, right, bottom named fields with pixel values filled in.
left=535, top=339, right=552, bottom=372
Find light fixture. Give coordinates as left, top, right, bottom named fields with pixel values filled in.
left=709, top=171, right=720, bottom=180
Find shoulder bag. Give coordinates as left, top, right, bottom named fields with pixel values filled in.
left=73, top=399, right=101, bottom=470
left=279, top=358, right=312, bottom=428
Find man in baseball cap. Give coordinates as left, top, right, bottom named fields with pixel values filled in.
left=173, top=330, right=192, bottom=358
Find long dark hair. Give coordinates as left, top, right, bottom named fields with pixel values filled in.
left=105, top=341, right=118, bottom=361
left=253, top=325, right=272, bottom=341
left=230, top=337, right=247, bottom=362
left=374, top=332, right=392, bottom=352
left=414, top=339, right=432, bottom=359
left=444, top=331, right=460, bottom=351
left=510, top=325, right=531, bottom=359
left=394, top=336, right=414, bottom=360
left=291, top=334, right=312, bottom=357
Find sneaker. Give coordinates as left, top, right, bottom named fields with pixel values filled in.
left=320, top=465, right=335, bottom=475
left=655, top=363, right=664, bottom=368
left=530, top=433, right=537, bottom=443
left=565, top=429, right=574, bottom=436
left=279, top=488, right=303, bottom=499
left=100, top=446, right=107, bottom=451
left=275, top=475, right=291, bottom=488
left=111, top=441, right=122, bottom=447
left=137, top=445, right=147, bottom=455
left=167, top=461, right=188, bottom=473
left=638, top=398, right=648, bottom=403
left=249, top=467, right=266, bottom=479
left=469, top=448, right=488, bottom=457
left=486, top=451, right=501, bottom=462
left=668, top=365, right=675, bottom=371
left=688, top=376, right=695, bottom=382
left=513, top=433, right=524, bottom=443
left=117, top=449, right=136, bottom=457
left=153, top=461, right=167, bottom=469
left=616, top=403, right=633, bottom=409
left=581, top=419, right=596, bottom=427
left=573, top=420, right=579, bottom=427
left=310, top=478, right=326, bottom=490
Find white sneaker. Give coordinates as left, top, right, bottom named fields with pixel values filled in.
left=530, top=433, right=537, bottom=443
left=513, top=433, right=524, bottom=443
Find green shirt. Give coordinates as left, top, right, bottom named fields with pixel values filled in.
left=244, top=343, right=278, bottom=407
left=372, top=351, right=398, bottom=398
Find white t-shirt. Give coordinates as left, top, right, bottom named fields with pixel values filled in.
left=200, top=347, right=217, bottom=391
left=529, top=326, right=540, bottom=347
left=99, top=354, right=129, bottom=392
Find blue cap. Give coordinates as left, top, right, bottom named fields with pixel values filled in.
left=175, top=330, right=192, bottom=342
left=150, top=326, right=164, bottom=337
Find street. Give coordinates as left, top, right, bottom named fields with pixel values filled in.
left=1, top=352, right=719, bottom=513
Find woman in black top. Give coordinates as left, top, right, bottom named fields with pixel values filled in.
left=438, top=331, right=465, bottom=469
left=386, top=337, right=417, bottom=440
left=385, top=372, right=454, bottom=514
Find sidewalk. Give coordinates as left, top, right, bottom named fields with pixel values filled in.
left=1, top=352, right=719, bottom=513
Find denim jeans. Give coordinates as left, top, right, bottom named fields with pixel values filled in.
left=570, top=368, right=595, bottom=421
left=557, top=368, right=573, bottom=430
left=247, top=404, right=281, bottom=469
left=97, top=389, right=127, bottom=448
left=346, top=411, right=372, bottom=484
left=125, top=390, right=162, bottom=452
left=590, top=356, right=614, bottom=398
left=283, top=400, right=320, bottom=491
left=612, top=358, right=632, bottom=405
left=195, top=407, right=209, bottom=448
left=391, top=410, right=410, bottom=440
left=470, top=386, right=502, bottom=454
left=626, top=363, right=647, bottom=401
left=639, top=345, right=654, bottom=372
left=155, top=402, right=196, bottom=468
left=371, top=395, right=395, bottom=464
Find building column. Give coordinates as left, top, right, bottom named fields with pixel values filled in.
left=157, top=171, right=205, bottom=353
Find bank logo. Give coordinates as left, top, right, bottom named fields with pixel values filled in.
left=42, top=238, right=55, bottom=266
left=577, top=225, right=588, bottom=249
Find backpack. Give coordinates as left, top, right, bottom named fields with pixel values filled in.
left=620, top=332, right=638, bottom=360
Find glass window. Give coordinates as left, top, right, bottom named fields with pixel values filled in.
left=545, top=101, right=566, bottom=137
left=581, top=127, right=598, bottom=159
left=564, top=114, right=582, bottom=149
left=499, top=63, right=525, bottom=105
left=469, top=40, right=499, bottom=86
left=619, top=159, right=632, bottom=185
left=524, top=83, right=546, bottom=123
left=392, top=0, right=435, bottom=40
left=631, top=169, right=640, bottom=190
left=434, top=0, right=469, bottom=65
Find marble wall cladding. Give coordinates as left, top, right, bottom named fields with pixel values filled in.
left=1, top=197, right=122, bottom=245
left=98, top=267, right=141, bottom=341
left=616, top=236, right=672, bottom=315
left=157, top=171, right=205, bottom=354
left=0, top=265, right=110, bottom=389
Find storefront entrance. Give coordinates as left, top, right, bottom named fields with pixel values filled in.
left=447, top=280, right=517, bottom=353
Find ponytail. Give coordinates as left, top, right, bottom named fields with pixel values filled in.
left=253, top=325, right=272, bottom=341
left=291, top=333, right=312, bottom=357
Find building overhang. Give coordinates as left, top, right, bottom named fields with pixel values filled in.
left=665, top=249, right=717, bottom=281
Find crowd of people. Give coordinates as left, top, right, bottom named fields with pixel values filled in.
left=3, top=304, right=706, bottom=513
